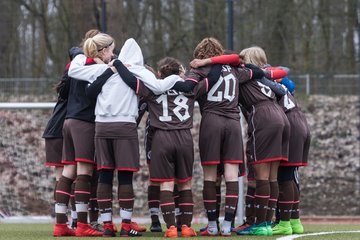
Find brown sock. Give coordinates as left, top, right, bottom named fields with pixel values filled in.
left=266, top=181, right=279, bottom=222
left=203, top=181, right=217, bottom=221
left=255, top=180, right=270, bottom=224
left=55, top=176, right=74, bottom=224
left=173, top=185, right=180, bottom=226
left=70, top=182, right=76, bottom=213
left=97, top=183, right=113, bottom=224
left=278, top=181, right=294, bottom=221
left=216, top=184, right=221, bottom=221
left=53, top=180, right=58, bottom=202
left=75, top=174, right=91, bottom=224
left=179, top=190, right=194, bottom=227
left=245, top=186, right=256, bottom=224
left=224, top=181, right=238, bottom=222
left=89, top=172, right=99, bottom=223
left=160, top=190, right=175, bottom=228
left=291, top=181, right=300, bottom=219
left=148, top=185, right=161, bottom=223
left=118, top=183, right=134, bottom=223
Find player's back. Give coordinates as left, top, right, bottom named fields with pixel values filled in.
left=147, top=89, right=196, bottom=130
left=196, top=65, right=240, bottom=120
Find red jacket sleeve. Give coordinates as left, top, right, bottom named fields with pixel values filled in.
left=210, top=54, right=240, bottom=66
left=265, top=67, right=288, bottom=80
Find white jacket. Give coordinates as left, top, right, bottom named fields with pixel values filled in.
left=68, top=38, right=180, bottom=123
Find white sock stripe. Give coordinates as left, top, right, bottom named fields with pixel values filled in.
left=149, top=207, right=160, bottom=215
left=100, top=212, right=112, bottom=222
left=55, top=204, right=67, bottom=214
left=120, top=209, right=133, bottom=220
left=75, top=203, right=88, bottom=212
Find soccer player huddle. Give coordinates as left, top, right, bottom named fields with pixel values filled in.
left=43, top=29, right=310, bottom=237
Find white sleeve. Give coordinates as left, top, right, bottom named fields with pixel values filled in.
left=128, top=67, right=182, bottom=95
left=68, top=54, right=109, bottom=83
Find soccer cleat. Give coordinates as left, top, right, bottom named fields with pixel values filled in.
left=290, top=218, right=304, bottom=234
left=130, top=221, right=147, bottom=232
left=250, top=222, right=269, bottom=236
left=199, top=225, right=207, bottom=232
left=236, top=224, right=256, bottom=235
left=90, top=221, right=104, bottom=232
left=150, top=221, right=163, bottom=232
left=267, top=225, right=273, bottom=235
left=103, top=223, right=116, bottom=237
left=120, top=223, right=142, bottom=237
left=164, top=225, right=178, bottom=238
left=181, top=225, right=197, bottom=237
left=272, top=220, right=293, bottom=235
left=53, top=223, right=76, bottom=237
left=200, top=222, right=220, bottom=233
left=232, top=222, right=251, bottom=232
left=75, top=222, right=103, bottom=237
left=266, top=221, right=273, bottom=235
left=220, top=229, right=232, bottom=237
left=200, top=227, right=219, bottom=236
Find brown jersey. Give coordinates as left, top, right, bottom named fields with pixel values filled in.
left=278, top=91, right=311, bottom=166
left=238, top=77, right=277, bottom=111
left=188, top=65, right=251, bottom=120
left=277, top=91, right=298, bottom=113
left=137, top=80, right=208, bottom=130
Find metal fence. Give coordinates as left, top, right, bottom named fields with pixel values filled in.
left=291, top=74, right=360, bottom=95
left=0, top=74, right=358, bottom=102
left=0, top=78, right=57, bottom=102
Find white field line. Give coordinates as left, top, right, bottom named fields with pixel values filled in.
left=277, top=231, right=360, bottom=240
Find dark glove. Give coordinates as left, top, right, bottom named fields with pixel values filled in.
left=245, top=64, right=264, bottom=80
left=208, top=64, right=223, bottom=81
left=112, top=59, right=122, bottom=67
left=207, top=64, right=223, bottom=89
left=244, top=63, right=260, bottom=70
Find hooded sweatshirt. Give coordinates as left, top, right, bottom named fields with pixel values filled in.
left=68, top=38, right=180, bottom=123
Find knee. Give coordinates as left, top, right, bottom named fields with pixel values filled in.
left=177, top=181, right=192, bottom=191
left=62, top=165, right=77, bottom=180
left=118, top=171, right=133, bottom=185
left=98, top=170, right=114, bottom=185
left=77, top=162, right=94, bottom=176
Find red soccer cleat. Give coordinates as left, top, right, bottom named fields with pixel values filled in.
left=181, top=225, right=197, bottom=237
left=75, top=222, right=103, bottom=237
left=200, top=227, right=219, bottom=236
left=130, top=221, right=147, bottom=232
left=120, top=222, right=142, bottom=237
left=232, top=222, right=251, bottom=232
left=103, top=223, right=116, bottom=237
left=53, top=223, right=76, bottom=237
left=164, top=225, right=178, bottom=238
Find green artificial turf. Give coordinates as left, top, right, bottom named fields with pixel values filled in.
left=0, top=224, right=359, bottom=240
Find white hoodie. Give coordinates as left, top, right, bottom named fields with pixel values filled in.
left=68, top=38, right=181, bottom=123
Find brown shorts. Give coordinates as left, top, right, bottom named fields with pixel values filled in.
left=199, top=112, right=243, bottom=165
left=247, top=102, right=290, bottom=165
left=45, top=138, right=64, bottom=167
left=280, top=110, right=311, bottom=167
left=61, top=119, right=95, bottom=165
left=150, top=129, right=194, bottom=182
left=95, top=122, right=139, bottom=171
